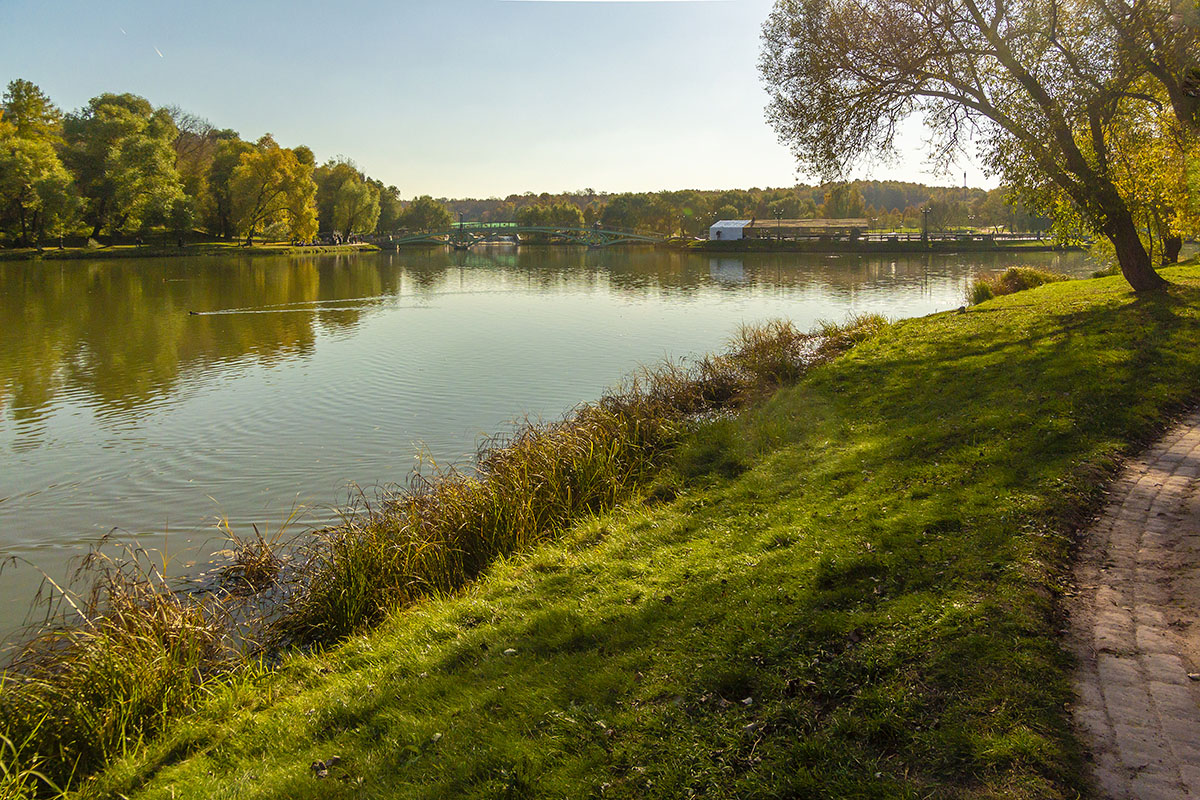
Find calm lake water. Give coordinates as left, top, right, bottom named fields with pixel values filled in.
left=0, top=246, right=1098, bottom=641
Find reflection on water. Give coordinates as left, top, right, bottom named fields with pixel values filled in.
left=0, top=247, right=1098, bottom=640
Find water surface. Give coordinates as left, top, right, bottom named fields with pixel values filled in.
left=0, top=247, right=1098, bottom=640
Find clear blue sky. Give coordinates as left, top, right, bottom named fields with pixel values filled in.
left=0, top=0, right=989, bottom=197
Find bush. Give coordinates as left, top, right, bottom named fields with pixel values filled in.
left=968, top=266, right=1068, bottom=305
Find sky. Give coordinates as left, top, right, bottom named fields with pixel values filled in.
left=0, top=0, right=991, bottom=198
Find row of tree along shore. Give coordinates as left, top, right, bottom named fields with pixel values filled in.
left=689, top=234, right=1083, bottom=254
left=4, top=78, right=1074, bottom=254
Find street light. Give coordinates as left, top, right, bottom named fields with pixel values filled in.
left=774, top=207, right=782, bottom=241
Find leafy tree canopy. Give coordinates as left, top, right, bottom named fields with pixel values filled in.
left=229, top=135, right=318, bottom=244
left=315, top=159, right=381, bottom=238
left=399, top=195, right=454, bottom=231
left=63, top=92, right=183, bottom=236
left=2, top=79, right=62, bottom=142
left=759, top=0, right=1194, bottom=290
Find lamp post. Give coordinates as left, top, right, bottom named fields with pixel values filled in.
left=774, top=208, right=782, bottom=242
left=921, top=207, right=931, bottom=242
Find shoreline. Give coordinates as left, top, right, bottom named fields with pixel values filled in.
left=0, top=242, right=381, bottom=262
left=383, top=239, right=1081, bottom=255
left=688, top=238, right=1081, bottom=255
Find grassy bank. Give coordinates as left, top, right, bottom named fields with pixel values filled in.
left=0, top=242, right=379, bottom=261
left=12, top=262, right=1200, bottom=799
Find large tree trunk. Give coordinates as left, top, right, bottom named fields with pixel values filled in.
left=90, top=196, right=106, bottom=240
left=1164, top=234, right=1183, bottom=265
left=1106, top=211, right=1167, bottom=292
left=17, top=203, right=28, bottom=247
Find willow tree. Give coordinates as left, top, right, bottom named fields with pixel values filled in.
left=0, top=80, right=78, bottom=246
left=1101, top=0, right=1199, bottom=132
left=230, top=136, right=318, bottom=245
left=315, top=159, right=380, bottom=239
left=63, top=93, right=183, bottom=238
left=761, top=0, right=1178, bottom=291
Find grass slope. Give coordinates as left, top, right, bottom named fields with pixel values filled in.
left=89, top=264, right=1200, bottom=800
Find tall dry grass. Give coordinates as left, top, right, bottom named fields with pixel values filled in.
left=0, top=544, right=244, bottom=795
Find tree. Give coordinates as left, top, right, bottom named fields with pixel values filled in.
left=168, top=196, right=195, bottom=247
left=63, top=93, right=183, bottom=237
left=821, top=183, right=866, bottom=219
left=399, top=195, right=453, bottom=231
left=714, top=204, right=742, bottom=223
left=600, top=195, right=639, bottom=229
left=767, top=192, right=815, bottom=220
left=205, top=137, right=255, bottom=239
left=0, top=133, right=79, bottom=246
left=1102, top=99, right=1198, bottom=262
left=549, top=201, right=584, bottom=229
left=761, top=0, right=1172, bottom=291
left=315, top=159, right=380, bottom=239
left=1101, top=0, right=1200, bottom=132
left=1, top=79, right=62, bottom=142
left=0, top=81, right=79, bottom=246
left=516, top=203, right=550, bottom=228
left=483, top=200, right=517, bottom=225
left=925, top=196, right=968, bottom=232
left=229, top=135, right=318, bottom=245
left=373, top=181, right=403, bottom=233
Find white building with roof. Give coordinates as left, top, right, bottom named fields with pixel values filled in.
left=708, top=220, right=751, bottom=241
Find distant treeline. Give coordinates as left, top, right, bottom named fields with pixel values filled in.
left=0, top=80, right=426, bottom=248
left=0, top=79, right=1048, bottom=248
left=441, top=182, right=1051, bottom=238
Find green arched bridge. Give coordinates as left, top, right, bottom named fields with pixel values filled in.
left=389, top=223, right=669, bottom=250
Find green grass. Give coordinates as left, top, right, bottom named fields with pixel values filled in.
left=22, top=262, right=1200, bottom=799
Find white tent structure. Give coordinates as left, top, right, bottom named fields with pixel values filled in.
left=708, top=220, right=751, bottom=241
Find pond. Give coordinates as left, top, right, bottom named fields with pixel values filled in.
left=0, top=246, right=1099, bottom=643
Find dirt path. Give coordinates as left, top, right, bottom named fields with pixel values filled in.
left=1070, top=411, right=1200, bottom=799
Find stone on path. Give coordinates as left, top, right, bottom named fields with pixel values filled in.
left=1070, top=411, right=1200, bottom=799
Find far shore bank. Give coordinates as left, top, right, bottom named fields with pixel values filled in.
left=688, top=238, right=1082, bottom=255
left=382, top=238, right=1082, bottom=255
left=0, top=242, right=381, bottom=262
